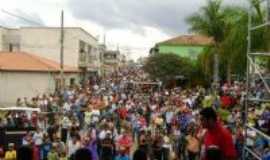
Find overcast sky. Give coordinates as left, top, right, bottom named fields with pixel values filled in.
left=0, top=0, right=247, bottom=60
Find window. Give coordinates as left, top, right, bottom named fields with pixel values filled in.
left=79, top=40, right=86, bottom=53
left=70, top=78, right=75, bottom=85
left=88, top=45, right=92, bottom=54
left=88, top=45, right=92, bottom=63
left=9, top=44, right=13, bottom=52
left=79, top=40, right=86, bottom=62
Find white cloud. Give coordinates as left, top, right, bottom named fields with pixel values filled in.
left=0, top=0, right=249, bottom=60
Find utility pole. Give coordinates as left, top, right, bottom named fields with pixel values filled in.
left=103, top=34, right=106, bottom=46
left=60, top=10, right=64, bottom=92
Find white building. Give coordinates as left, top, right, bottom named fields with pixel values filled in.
left=102, top=50, right=121, bottom=74
left=0, top=26, right=100, bottom=80
left=0, top=51, right=79, bottom=106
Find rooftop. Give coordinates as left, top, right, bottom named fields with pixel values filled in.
left=157, top=35, right=214, bottom=46
left=0, top=52, right=79, bottom=73
left=0, top=26, right=97, bottom=41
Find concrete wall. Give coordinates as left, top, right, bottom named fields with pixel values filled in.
left=0, top=27, right=21, bottom=52
left=20, top=28, right=77, bottom=67
left=0, top=71, right=79, bottom=106
left=0, top=27, right=6, bottom=51
left=0, top=27, right=100, bottom=72
left=0, top=27, right=99, bottom=69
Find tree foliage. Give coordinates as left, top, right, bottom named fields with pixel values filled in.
left=186, top=0, right=269, bottom=84
left=144, top=0, right=270, bottom=87
left=186, top=0, right=225, bottom=44
left=143, top=53, right=194, bottom=85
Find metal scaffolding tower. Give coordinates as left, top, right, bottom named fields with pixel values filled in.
left=244, top=0, right=270, bottom=159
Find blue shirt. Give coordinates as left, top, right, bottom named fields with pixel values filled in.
left=114, top=155, right=130, bottom=160
left=40, top=143, right=51, bottom=160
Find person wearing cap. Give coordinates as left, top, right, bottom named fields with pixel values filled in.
left=4, top=143, right=16, bottom=160
left=200, top=107, right=237, bottom=160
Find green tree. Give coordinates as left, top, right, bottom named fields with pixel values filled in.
left=186, top=0, right=225, bottom=43
left=187, top=0, right=267, bottom=84
left=143, top=53, right=194, bottom=86
left=186, top=0, right=225, bottom=86
left=197, top=47, right=215, bottom=83
left=219, top=6, right=248, bottom=83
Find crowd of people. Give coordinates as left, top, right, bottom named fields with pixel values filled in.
left=0, top=67, right=269, bottom=160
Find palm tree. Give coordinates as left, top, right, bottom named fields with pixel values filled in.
left=187, top=0, right=266, bottom=84
left=186, top=0, right=225, bottom=86
left=187, top=0, right=225, bottom=84
left=186, top=0, right=225, bottom=43
left=218, top=6, right=248, bottom=83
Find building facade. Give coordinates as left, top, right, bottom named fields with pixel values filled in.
left=0, top=52, right=79, bottom=105
left=102, top=50, right=121, bottom=74
left=151, top=35, right=214, bottom=60
left=0, top=26, right=100, bottom=81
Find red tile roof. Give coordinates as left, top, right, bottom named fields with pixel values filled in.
left=158, top=35, right=214, bottom=46
left=0, top=52, right=79, bottom=73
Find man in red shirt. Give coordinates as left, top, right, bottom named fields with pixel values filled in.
left=220, top=94, right=232, bottom=108
left=118, top=106, right=128, bottom=120
left=200, top=107, right=237, bottom=160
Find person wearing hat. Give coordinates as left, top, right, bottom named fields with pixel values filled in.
left=4, top=143, right=16, bottom=160
left=200, top=107, right=237, bottom=160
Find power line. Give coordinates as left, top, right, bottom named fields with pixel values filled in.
left=0, top=9, right=147, bottom=56
left=1, top=9, right=44, bottom=26
left=0, top=9, right=99, bottom=47
left=0, top=9, right=90, bottom=43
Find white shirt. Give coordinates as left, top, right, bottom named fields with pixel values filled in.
left=68, top=140, right=81, bottom=156
left=94, top=85, right=99, bottom=90
left=63, top=102, right=71, bottom=112
left=33, top=132, right=43, bottom=146
left=99, top=130, right=106, bottom=140
left=165, top=111, right=174, bottom=124
left=62, top=117, right=71, bottom=129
